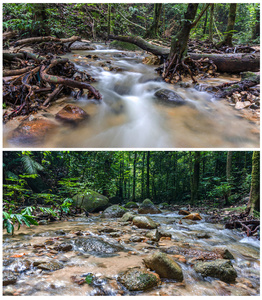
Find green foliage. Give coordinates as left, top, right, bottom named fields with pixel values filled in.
left=85, top=273, right=93, bottom=284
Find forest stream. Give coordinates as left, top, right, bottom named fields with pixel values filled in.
left=3, top=44, right=260, bottom=148
left=3, top=210, right=260, bottom=296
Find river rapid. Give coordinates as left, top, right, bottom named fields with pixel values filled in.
left=3, top=210, right=260, bottom=296
left=3, top=44, right=259, bottom=148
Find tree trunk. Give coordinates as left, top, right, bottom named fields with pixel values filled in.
left=107, top=4, right=111, bottom=38
left=191, top=152, right=201, bottom=204
left=32, top=4, right=50, bottom=36
left=209, top=4, right=214, bottom=42
left=226, top=151, right=233, bottom=182
left=132, top=152, right=137, bottom=201
left=219, top=3, right=237, bottom=47
left=146, top=151, right=150, bottom=199
left=203, top=10, right=208, bottom=35
left=144, top=4, right=163, bottom=39
left=141, top=152, right=145, bottom=199
left=247, top=151, right=260, bottom=216
left=169, top=4, right=199, bottom=61
left=252, top=4, right=260, bottom=39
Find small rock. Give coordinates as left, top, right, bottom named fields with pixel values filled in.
left=121, top=212, right=136, bottom=222
left=235, top=101, right=251, bottom=110
left=118, top=267, right=161, bottom=291
left=133, top=216, right=158, bottom=229
left=154, top=89, right=186, bottom=106
left=178, top=209, right=191, bottom=215
left=37, top=261, right=64, bottom=271
left=182, top=213, right=202, bottom=220
left=55, top=104, right=89, bottom=125
left=143, top=251, right=184, bottom=281
left=54, top=243, right=73, bottom=252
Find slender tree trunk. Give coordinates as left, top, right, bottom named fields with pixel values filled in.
left=218, top=3, right=237, bottom=47
left=203, top=10, right=208, bottom=35
left=247, top=151, right=260, bottom=215
left=141, top=152, right=145, bottom=199
left=146, top=151, right=150, bottom=199
left=209, top=4, right=214, bottom=42
left=191, top=152, right=201, bottom=204
left=226, top=151, right=233, bottom=182
left=132, top=152, right=137, bottom=201
left=252, top=4, right=260, bottom=39
left=107, top=4, right=111, bottom=38
left=144, top=4, right=163, bottom=39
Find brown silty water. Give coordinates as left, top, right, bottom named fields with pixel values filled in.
left=3, top=211, right=260, bottom=296
left=3, top=45, right=259, bottom=148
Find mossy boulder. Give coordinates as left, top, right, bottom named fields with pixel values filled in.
left=73, top=190, right=109, bottom=213
left=101, top=205, right=127, bottom=218
left=125, top=201, right=139, bottom=208
left=143, top=251, right=183, bottom=282
left=133, top=216, right=158, bottom=229
left=118, top=267, right=161, bottom=291
left=138, top=199, right=162, bottom=214
left=194, top=259, right=237, bottom=283
left=109, top=40, right=140, bottom=51
left=121, top=212, right=136, bottom=222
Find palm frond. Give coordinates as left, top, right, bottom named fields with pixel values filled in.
left=21, top=155, right=44, bottom=174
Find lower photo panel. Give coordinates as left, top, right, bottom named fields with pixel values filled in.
left=2, top=151, right=260, bottom=296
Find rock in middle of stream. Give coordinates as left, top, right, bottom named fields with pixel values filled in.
left=74, top=236, right=126, bottom=257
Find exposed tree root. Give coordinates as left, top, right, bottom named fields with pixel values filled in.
left=3, top=50, right=102, bottom=122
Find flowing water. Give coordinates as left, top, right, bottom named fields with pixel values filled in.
left=3, top=44, right=259, bottom=148
left=3, top=211, right=260, bottom=296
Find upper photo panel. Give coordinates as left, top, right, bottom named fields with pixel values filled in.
left=3, top=3, right=260, bottom=148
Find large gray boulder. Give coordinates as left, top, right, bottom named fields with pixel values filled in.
left=74, top=237, right=125, bottom=257
left=69, top=41, right=95, bottom=50
left=101, top=205, right=127, bottom=218
left=133, top=216, right=158, bottom=229
left=118, top=267, right=161, bottom=291
left=121, top=212, right=136, bottom=222
left=194, top=259, right=237, bottom=283
left=143, top=251, right=183, bottom=281
left=73, top=190, right=109, bottom=213
left=138, top=199, right=161, bottom=214
left=154, top=89, right=186, bottom=106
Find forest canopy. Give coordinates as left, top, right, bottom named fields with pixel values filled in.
left=3, top=3, right=260, bottom=44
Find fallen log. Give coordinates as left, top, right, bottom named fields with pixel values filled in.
left=13, top=35, right=81, bottom=47
left=109, top=35, right=260, bottom=73
left=189, top=53, right=260, bottom=73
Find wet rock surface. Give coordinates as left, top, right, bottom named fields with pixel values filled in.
left=118, top=267, right=161, bottom=291
left=101, top=205, right=127, bottom=218
left=143, top=251, right=184, bottom=281
left=74, top=236, right=125, bottom=256
left=133, top=215, right=158, bottom=229
left=10, top=118, right=57, bottom=145
left=138, top=199, right=161, bottom=214
left=55, top=104, right=89, bottom=125
left=154, top=89, right=186, bottom=106
left=73, top=190, right=109, bottom=212
left=194, top=259, right=237, bottom=283
left=3, top=270, right=18, bottom=286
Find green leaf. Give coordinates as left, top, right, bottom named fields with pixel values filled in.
left=85, top=274, right=93, bottom=284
